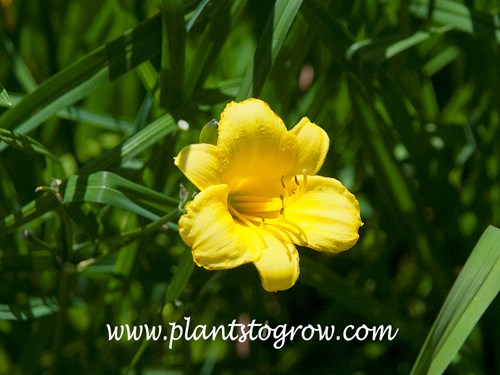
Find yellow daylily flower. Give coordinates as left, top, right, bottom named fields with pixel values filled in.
left=175, top=98, right=362, bottom=292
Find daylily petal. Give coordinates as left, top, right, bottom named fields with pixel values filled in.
left=290, top=117, right=329, bottom=175
left=284, top=176, right=362, bottom=252
left=175, top=143, right=221, bottom=190
left=217, top=98, right=298, bottom=196
left=253, top=231, right=300, bottom=292
left=179, top=184, right=261, bottom=268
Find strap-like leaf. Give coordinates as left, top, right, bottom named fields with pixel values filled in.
left=61, top=171, right=178, bottom=221
left=0, top=129, right=57, bottom=160
left=410, top=225, right=500, bottom=375
left=0, top=114, right=178, bottom=235
left=0, top=297, right=59, bottom=320
left=411, top=0, right=500, bottom=43
left=237, top=0, right=303, bottom=100
left=0, top=15, right=161, bottom=149
left=1, top=83, right=11, bottom=106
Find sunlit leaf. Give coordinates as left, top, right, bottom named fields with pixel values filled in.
left=0, top=14, right=162, bottom=150
left=0, top=297, right=58, bottom=321
left=410, top=225, right=500, bottom=375
left=0, top=129, right=57, bottom=160
left=346, top=26, right=453, bottom=66
left=0, top=114, right=178, bottom=235
left=237, top=0, right=303, bottom=99
left=410, top=0, right=500, bottom=43
left=61, top=171, right=178, bottom=221
left=1, top=84, right=11, bottom=106
left=0, top=31, right=38, bottom=93
left=165, top=246, right=195, bottom=303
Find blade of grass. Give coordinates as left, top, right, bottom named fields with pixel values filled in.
left=0, top=129, right=57, bottom=160
left=0, top=114, right=178, bottom=235
left=349, top=77, right=448, bottom=296
left=0, top=30, right=38, bottom=92
left=61, top=171, right=178, bottom=221
left=0, top=297, right=59, bottom=321
left=2, top=93, right=135, bottom=134
left=346, top=26, right=453, bottom=66
left=1, top=82, right=11, bottom=106
left=0, top=193, right=58, bottom=237
left=160, top=0, right=186, bottom=108
left=410, top=0, right=500, bottom=43
left=165, top=246, right=195, bottom=303
left=300, top=254, right=423, bottom=347
left=236, top=0, right=303, bottom=100
left=0, top=14, right=162, bottom=150
left=135, top=61, right=159, bottom=92
left=184, top=0, right=232, bottom=99
left=349, top=81, right=417, bottom=215
left=422, top=45, right=461, bottom=77
left=113, top=241, right=139, bottom=277
left=410, top=225, right=500, bottom=375
left=78, top=112, right=177, bottom=174
left=300, top=0, right=353, bottom=64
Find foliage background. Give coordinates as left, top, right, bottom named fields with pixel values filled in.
left=0, top=0, right=499, bottom=374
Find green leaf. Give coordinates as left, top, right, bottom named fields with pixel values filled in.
left=300, top=255, right=422, bottom=346
left=422, top=45, right=461, bottom=77
left=78, top=112, right=178, bottom=174
left=348, top=78, right=448, bottom=294
left=349, top=83, right=417, bottom=214
left=0, top=114, right=178, bottom=236
left=184, top=0, right=232, bottom=99
left=0, top=297, right=59, bottom=321
left=0, top=14, right=162, bottom=149
left=300, top=0, right=353, bottom=63
left=1, top=83, right=11, bottom=106
left=0, top=30, right=38, bottom=93
left=0, top=193, right=58, bottom=237
left=0, top=129, right=57, bottom=160
left=2, top=94, right=135, bottom=133
left=410, top=0, right=500, bottom=43
left=410, top=225, right=500, bottom=375
left=237, top=0, right=303, bottom=100
left=165, top=246, right=195, bottom=303
left=113, top=242, right=139, bottom=278
left=346, top=26, right=453, bottom=66
left=61, top=171, right=178, bottom=221
left=160, top=0, right=186, bottom=108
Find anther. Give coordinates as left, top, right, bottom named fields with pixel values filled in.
left=281, top=175, right=286, bottom=189
left=294, top=175, right=300, bottom=186
left=279, top=194, right=285, bottom=218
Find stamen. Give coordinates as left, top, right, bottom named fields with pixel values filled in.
left=229, top=205, right=258, bottom=228
left=264, top=219, right=305, bottom=243
left=282, top=169, right=308, bottom=207
left=281, top=175, right=286, bottom=189
left=228, top=205, right=265, bottom=245
left=279, top=194, right=285, bottom=218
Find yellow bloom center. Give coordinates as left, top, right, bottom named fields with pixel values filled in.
left=227, top=169, right=309, bottom=241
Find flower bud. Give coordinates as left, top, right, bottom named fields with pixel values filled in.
left=199, top=119, right=218, bottom=145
